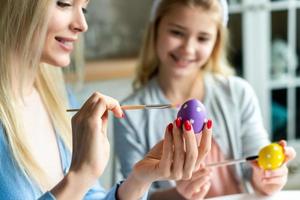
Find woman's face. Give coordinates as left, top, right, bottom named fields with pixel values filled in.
left=41, top=0, right=89, bottom=67
left=156, top=4, right=218, bottom=78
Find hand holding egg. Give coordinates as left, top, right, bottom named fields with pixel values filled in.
left=176, top=98, right=212, bottom=170
left=251, top=140, right=296, bottom=195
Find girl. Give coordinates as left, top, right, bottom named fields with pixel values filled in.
left=114, top=0, right=296, bottom=199
left=0, top=0, right=212, bottom=199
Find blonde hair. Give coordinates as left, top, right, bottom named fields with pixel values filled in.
left=0, top=0, right=72, bottom=190
left=134, top=0, right=234, bottom=90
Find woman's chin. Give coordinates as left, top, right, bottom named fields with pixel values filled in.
left=44, top=58, right=71, bottom=67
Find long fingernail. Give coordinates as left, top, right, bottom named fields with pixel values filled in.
left=175, top=117, right=182, bottom=128
left=168, top=123, right=173, bottom=133
left=184, top=120, right=191, bottom=131
left=207, top=119, right=212, bottom=129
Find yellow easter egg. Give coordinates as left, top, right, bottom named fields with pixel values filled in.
left=258, top=143, right=285, bottom=170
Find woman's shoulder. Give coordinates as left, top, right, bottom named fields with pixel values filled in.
left=0, top=122, right=6, bottom=146
left=66, top=86, right=79, bottom=108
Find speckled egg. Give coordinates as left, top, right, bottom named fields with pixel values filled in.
left=177, top=99, right=207, bottom=133
left=258, top=143, right=285, bottom=170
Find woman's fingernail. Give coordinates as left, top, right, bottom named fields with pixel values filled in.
left=168, top=123, right=173, bottom=133
left=122, top=113, right=125, bottom=118
left=175, top=117, right=182, bottom=128
left=184, top=120, right=192, bottom=131
left=207, top=119, right=212, bottom=129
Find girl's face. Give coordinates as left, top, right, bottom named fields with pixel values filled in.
left=156, top=4, right=218, bottom=78
left=41, top=0, right=89, bottom=67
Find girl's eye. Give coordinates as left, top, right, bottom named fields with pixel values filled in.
left=170, top=30, right=184, bottom=37
left=198, top=37, right=209, bottom=42
left=57, top=1, right=71, bottom=8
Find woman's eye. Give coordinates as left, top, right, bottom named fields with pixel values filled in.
left=57, top=1, right=71, bottom=8
left=82, top=8, right=88, bottom=14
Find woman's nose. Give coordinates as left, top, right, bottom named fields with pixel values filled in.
left=70, top=10, right=88, bottom=33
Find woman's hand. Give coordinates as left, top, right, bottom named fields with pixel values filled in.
left=117, top=119, right=212, bottom=200
left=136, top=119, right=212, bottom=183
left=51, top=92, right=123, bottom=199
left=251, top=140, right=296, bottom=195
left=69, top=92, right=123, bottom=186
left=175, top=122, right=213, bottom=200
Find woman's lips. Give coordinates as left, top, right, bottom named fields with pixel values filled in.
left=55, top=36, right=75, bottom=52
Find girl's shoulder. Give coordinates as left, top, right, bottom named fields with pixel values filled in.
left=206, top=74, right=258, bottom=107
left=121, top=78, right=163, bottom=106
left=210, top=74, right=255, bottom=97
left=211, top=74, right=251, bottom=89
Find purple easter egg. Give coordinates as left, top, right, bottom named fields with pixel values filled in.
left=177, top=99, right=207, bottom=133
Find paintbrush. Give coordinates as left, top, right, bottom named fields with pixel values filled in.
left=207, top=155, right=258, bottom=168
left=67, top=103, right=179, bottom=112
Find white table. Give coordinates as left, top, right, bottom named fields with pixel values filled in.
left=206, top=191, right=300, bottom=200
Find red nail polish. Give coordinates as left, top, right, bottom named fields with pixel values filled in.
left=168, top=123, right=173, bottom=133
left=122, top=113, right=125, bottom=118
left=184, top=120, right=191, bottom=131
left=207, top=119, right=212, bottom=129
left=175, top=118, right=182, bottom=128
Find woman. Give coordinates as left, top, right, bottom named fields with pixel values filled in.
left=0, top=0, right=212, bottom=199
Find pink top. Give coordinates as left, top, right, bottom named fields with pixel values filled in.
left=205, top=138, right=243, bottom=198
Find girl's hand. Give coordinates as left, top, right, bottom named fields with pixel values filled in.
left=69, top=92, right=123, bottom=186
left=251, top=140, right=296, bottom=195
left=176, top=164, right=211, bottom=200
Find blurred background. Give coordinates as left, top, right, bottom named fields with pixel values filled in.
left=64, top=0, right=300, bottom=190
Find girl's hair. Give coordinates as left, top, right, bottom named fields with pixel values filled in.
left=133, top=0, right=234, bottom=90
left=0, top=0, right=72, bottom=190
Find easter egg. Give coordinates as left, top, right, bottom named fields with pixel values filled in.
left=177, top=99, right=207, bottom=133
left=258, top=143, right=285, bottom=170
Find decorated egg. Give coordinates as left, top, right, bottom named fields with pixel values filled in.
left=258, top=143, right=285, bottom=170
left=177, top=99, right=207, bottom=133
